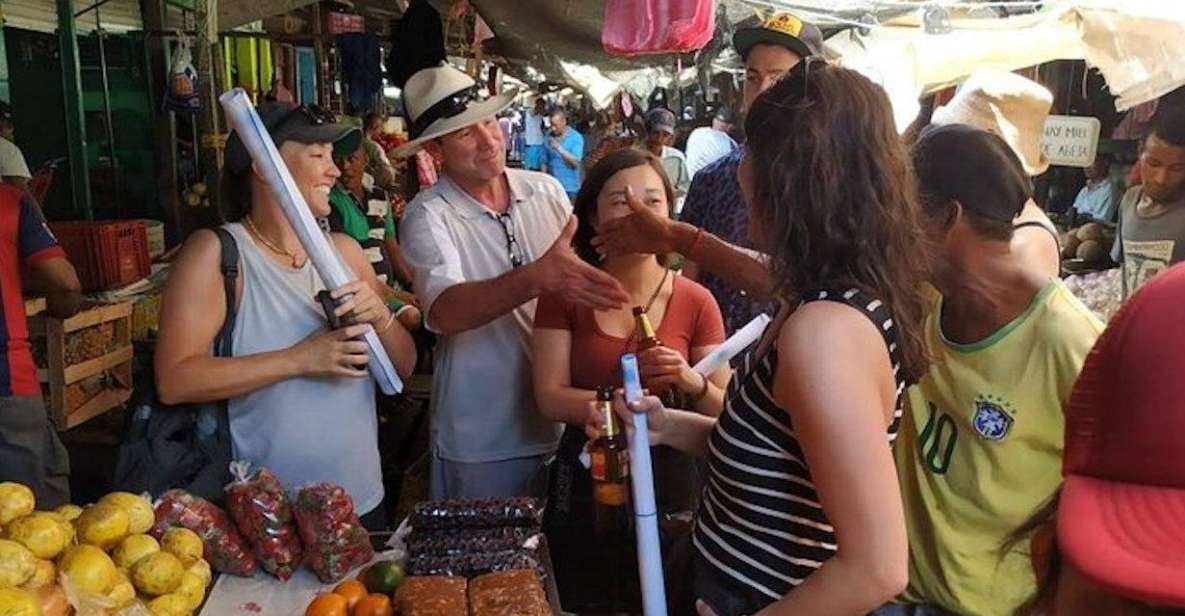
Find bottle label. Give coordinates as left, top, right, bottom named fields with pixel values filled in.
left=591, top=450, right=606, bottom=481
left=595, top=482, right=629, bottom=506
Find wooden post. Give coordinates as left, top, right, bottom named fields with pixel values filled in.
left=195, top=0, right=223, bottom=217
left=312, top=2, right=326, bottom=107
left=57, top=0, right=93, bottom=220
left=141, top=0, right=182, bottom=241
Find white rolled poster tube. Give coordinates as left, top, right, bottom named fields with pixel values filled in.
left=621, top=353, right=668, bottom=616
left=218, top=88, right=403, bottom=395
left=691, top=313, right=771, bottom=376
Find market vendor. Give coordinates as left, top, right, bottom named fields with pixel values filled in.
left=154, top=102, right=417, bottom=530
left=1112, top=112, right=1185, bottom=297
left=394, top=64, right=629, bottom=501
left=0, top=184, right=81, bottom=507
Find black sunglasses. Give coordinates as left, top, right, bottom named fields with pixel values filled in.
left=270, top=104, right=337, bottom=132
left=493, top=212, right=524, bottom=268
left=409, top=86, right=481, bottom=140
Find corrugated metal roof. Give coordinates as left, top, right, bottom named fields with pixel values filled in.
left=2, top=0, right=144, bottom=34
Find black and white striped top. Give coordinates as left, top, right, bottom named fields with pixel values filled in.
left=693, top=287, right=907, bottom=603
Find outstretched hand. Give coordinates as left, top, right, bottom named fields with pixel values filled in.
left=533, top=216, right=630, bottom=310
left=591, top=185, right=682, bottom=259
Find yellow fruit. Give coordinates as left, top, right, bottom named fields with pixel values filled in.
left=0, top=482, right=35, bottom=526
left=186, top=559, right=212, bottom=587
left=0, top=538, right=37, bottom=587
left=74, top=503, right=129, bottom=550
left=146, top=593, right=192, bottom=616
left=20, top=559, right=55, bottom=590
left=0, top=587, right=42, bottom=616
left=175, top=572, right=206, bottom=611
left=98, top=492, right=155, bottom=535
left=112, top=533, right=160, bottom=569
left=106, top=576, right=136, bottom=609
left=53, top=504, right=82, bottom=522
left=58, top=544, right=117, bottom=595
left=161, top=527, right=203, bottom=568
left=5, top=513, right=70, bottom=560
left=131, top=551, right=184, bottom=596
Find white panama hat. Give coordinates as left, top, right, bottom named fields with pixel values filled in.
left=932, top=68, right=1054, bottom=176
left=391, top=64, right=518, bottom=158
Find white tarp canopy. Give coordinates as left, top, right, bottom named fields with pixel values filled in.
left=826, top=0, right=1185, bottom=129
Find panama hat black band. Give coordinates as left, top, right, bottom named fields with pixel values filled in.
left=408, top=85, right=481, bottom=140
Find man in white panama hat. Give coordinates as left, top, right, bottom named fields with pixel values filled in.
left=395, top=64, right=630, bottom=500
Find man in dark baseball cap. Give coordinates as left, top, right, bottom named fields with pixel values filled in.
left=643, top=108, right=690, bottom=208
left=886, top=122, right=1106, bottom=615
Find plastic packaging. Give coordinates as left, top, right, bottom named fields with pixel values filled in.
left=225, top=463, right=303, bottom=580
left=405, top=549, right=541, bottom=578
left=409, top=498, right=544, bottom=531
left=293, top=483, right=374, bottom=583
left=151, top=489, right=257, bottom=576
left=405, top=527, right=539, bottom=558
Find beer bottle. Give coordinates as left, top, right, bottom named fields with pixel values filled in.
left=633, top=306, right=686, bottom=409
left=590, top=386, right=630, bottom=534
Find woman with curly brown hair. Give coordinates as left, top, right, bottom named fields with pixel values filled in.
left=589, top=60, right=931, bottom=616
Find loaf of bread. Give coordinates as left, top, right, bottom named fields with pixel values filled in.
left=393, top=575, right=468, bottom=616
left=468, top=569, right=549, bottom=616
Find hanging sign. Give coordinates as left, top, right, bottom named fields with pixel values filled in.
left=1042, top=115, right=1101, bottom=168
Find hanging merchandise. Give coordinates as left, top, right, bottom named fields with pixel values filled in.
left=602, top=0, right=715, bottom=57
left=387, top=0, right=446, bottom=88
left=163, top=36, right=200, bottom=112
left=338, top=33, right=383, bottom=114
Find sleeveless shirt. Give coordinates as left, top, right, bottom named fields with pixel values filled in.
left=222, top=223, right=383, bottom=515
left=693, top=287, right=907, bottom=604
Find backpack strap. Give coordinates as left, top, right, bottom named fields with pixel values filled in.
left=212, top=227, right=239, bottom=358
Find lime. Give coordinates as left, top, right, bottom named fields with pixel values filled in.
left=363, top=561, right=404, bottom=594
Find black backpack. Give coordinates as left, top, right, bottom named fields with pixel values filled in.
left=113, top=228, right=239, bottom=503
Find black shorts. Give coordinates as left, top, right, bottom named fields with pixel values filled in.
left=0, top=395, right=70, bottom=508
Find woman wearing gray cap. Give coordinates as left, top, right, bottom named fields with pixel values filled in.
left=154, top=103, right=417, bottom=529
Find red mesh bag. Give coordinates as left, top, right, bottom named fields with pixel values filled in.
left=293, top=483, right=374, bottom=583
left=225, top=464, right=303, bottom=580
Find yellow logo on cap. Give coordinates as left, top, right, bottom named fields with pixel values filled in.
left=764, top=13, right=804, bottom=37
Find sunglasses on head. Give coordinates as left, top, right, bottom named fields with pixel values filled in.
left=269, top=104, right=338, bottom=132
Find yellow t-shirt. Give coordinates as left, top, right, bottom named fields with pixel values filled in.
left=897, top=280, right=1104, bottom=615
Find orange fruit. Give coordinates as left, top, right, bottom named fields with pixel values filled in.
left=333, top=579, right=368, bottom=609
left=352, top=593, right=393, bottom=616
left=306, top=592, right=348, bottom=616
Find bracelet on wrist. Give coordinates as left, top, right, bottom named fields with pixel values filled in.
left=682, top=226, right=705, bottom=260
left=375, top=309, right=397, bottom=333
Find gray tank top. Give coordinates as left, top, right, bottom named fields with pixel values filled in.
left=222, top=223, right=383, bottom=515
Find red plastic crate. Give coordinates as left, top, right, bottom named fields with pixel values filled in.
left=49, top=220, right=151, bottom=292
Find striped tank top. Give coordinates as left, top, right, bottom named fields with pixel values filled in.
left=693, top=287, right=907, bottom=606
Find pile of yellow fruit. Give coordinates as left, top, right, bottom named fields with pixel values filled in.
left=0, top=482, right=214, bottom=616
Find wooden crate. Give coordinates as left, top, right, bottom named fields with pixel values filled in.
left=29, top=301, right=134, bottom=430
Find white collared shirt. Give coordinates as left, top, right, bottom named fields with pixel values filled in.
left=401, top=168, right=570, bottom=462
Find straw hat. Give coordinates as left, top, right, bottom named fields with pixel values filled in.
left=391, top=64, right=517, bottom=159
left=932, top=69, right=1054, bottom=175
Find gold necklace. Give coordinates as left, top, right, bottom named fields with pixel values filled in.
left=244, top=216, right=305, bottom=268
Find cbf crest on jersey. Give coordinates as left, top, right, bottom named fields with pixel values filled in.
left=973, top=395, right=1014, bottom=441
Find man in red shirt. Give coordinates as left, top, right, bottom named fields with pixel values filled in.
left=1, top=185, right=81, bottom=507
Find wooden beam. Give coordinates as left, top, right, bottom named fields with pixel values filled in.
left=219, top=0, right=320, bottom=31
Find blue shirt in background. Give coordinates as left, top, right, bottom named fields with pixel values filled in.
left=546, top=128, right=584, bottom=194
left=1073, top=177, right=1123, bottom=224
